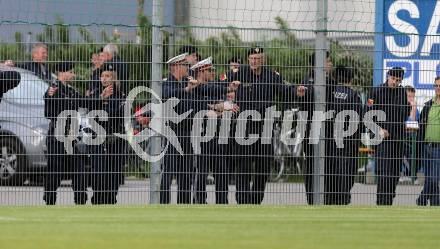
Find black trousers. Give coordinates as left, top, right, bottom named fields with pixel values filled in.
left=376, top=141, right=403, bottom=205
left=303, top=144, right=315, bottom=205
left=90, top=139, right=126, bottom=205
left=160, top=134, right=193, bottom=204
left=235, top=141, right=272, bottom=205
left=44, top=137, right=87, bottom=205
left=234, top=120, right=272, bottom=205
left=324, top=155, right=357, bottom=205
left=303, top=144, right=359, bottom=205
left=194, top=139, right=229, bottom=204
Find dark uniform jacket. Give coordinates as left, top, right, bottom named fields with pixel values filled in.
left=232, top=66, right=298, bottom=156
left=89, top=56, right=130, bottom=94
left=368, top=83, right=411, bottom=141
left=162, top=73, right=188, bottom=100
left=326, top=85, right=363, bottom=157
left=194, top=82, right=227, bottom=102
left=289, top=73, right=336, bottom=151
left=298, top=73, right=336, bottom=116
left=44, top=81, right=84, bottom=136
left=162, top=74, right=225, bottom=130
left=235, top=66, right=297, bottom=114
left=108, top=56, right=129, bottom=80
left=88, top=68, right=102, bottom=94
left=222, top=65, right=245, bottom=83
left=194, top=82, right=228, bottom=134
left=162, top=73, right=194, bottom=133
left=88, top=86, right=126, bottom=136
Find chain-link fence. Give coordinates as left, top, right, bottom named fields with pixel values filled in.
left=0, top=0, right=439, bottom=206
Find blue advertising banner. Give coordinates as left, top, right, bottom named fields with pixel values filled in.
left=374, top=0, right=440, bottom=89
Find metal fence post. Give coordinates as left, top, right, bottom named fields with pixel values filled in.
left=313, top=0, right=328, bottom=205
left=150, top=0, right=164, bottom=204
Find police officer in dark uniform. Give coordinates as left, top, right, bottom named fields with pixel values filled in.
left=43, top=62, right=87, bottom=205
left=234, top=47, right=304, bottom=204
left=191, top=57, right=237, bottom=204
left=368, top=67, right=410, bottom=205
left=324, top=66, right=363, bottom=205
left=297, top=52, right=334, bottom=205
left=160, top=53, right=198, bottom=204
left=88, top=64, right=127, bottom=205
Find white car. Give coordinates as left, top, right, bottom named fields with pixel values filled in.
left=0, top=65, right=50, bottom=185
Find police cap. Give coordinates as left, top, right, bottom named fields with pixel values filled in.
left=166, top=53, right=189, bottom=65
left=190, top=56, right=214, bottom=71
left=247, top=46, right=264, bottom=56
left=387, top=67, right=404, bottom=78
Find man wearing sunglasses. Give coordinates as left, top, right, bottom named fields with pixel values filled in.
left=416, top=77, right=440, bottom=206
left=190, top=57, right=237, bottom=204
left=160, top=52, right=200, bottom=204
left=368, top=67, right=411, bottom=205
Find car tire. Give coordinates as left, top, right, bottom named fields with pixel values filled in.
left=0, top=137, right=27, bottom=186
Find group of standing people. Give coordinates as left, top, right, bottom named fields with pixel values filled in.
left=4, top=43, right=127, bottom=205
left=160, top=46, right=303, bottom=205
left=45, top=60, right=127, bottom=205
left=2, top=42, right=439, bottom=206
left=159, top=45, right=364, bottom=205
left=158, top=45, right=440, bottom=206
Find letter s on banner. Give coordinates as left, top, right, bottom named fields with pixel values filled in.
left=385, top=0, right=419, bottom=57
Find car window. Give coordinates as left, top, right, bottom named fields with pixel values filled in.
left=3, top=72, right=49, bottom=106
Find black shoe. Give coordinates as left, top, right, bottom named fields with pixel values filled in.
left=43, top=193, right=56, bottom=205
left=91, top=193, right=102, bottom=205
left=416, top=197, right=427, bottom=206
left=74, top=198, right=87, bottom=205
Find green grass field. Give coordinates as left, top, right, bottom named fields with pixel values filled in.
left=1, top=206, right=439, bottom=249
